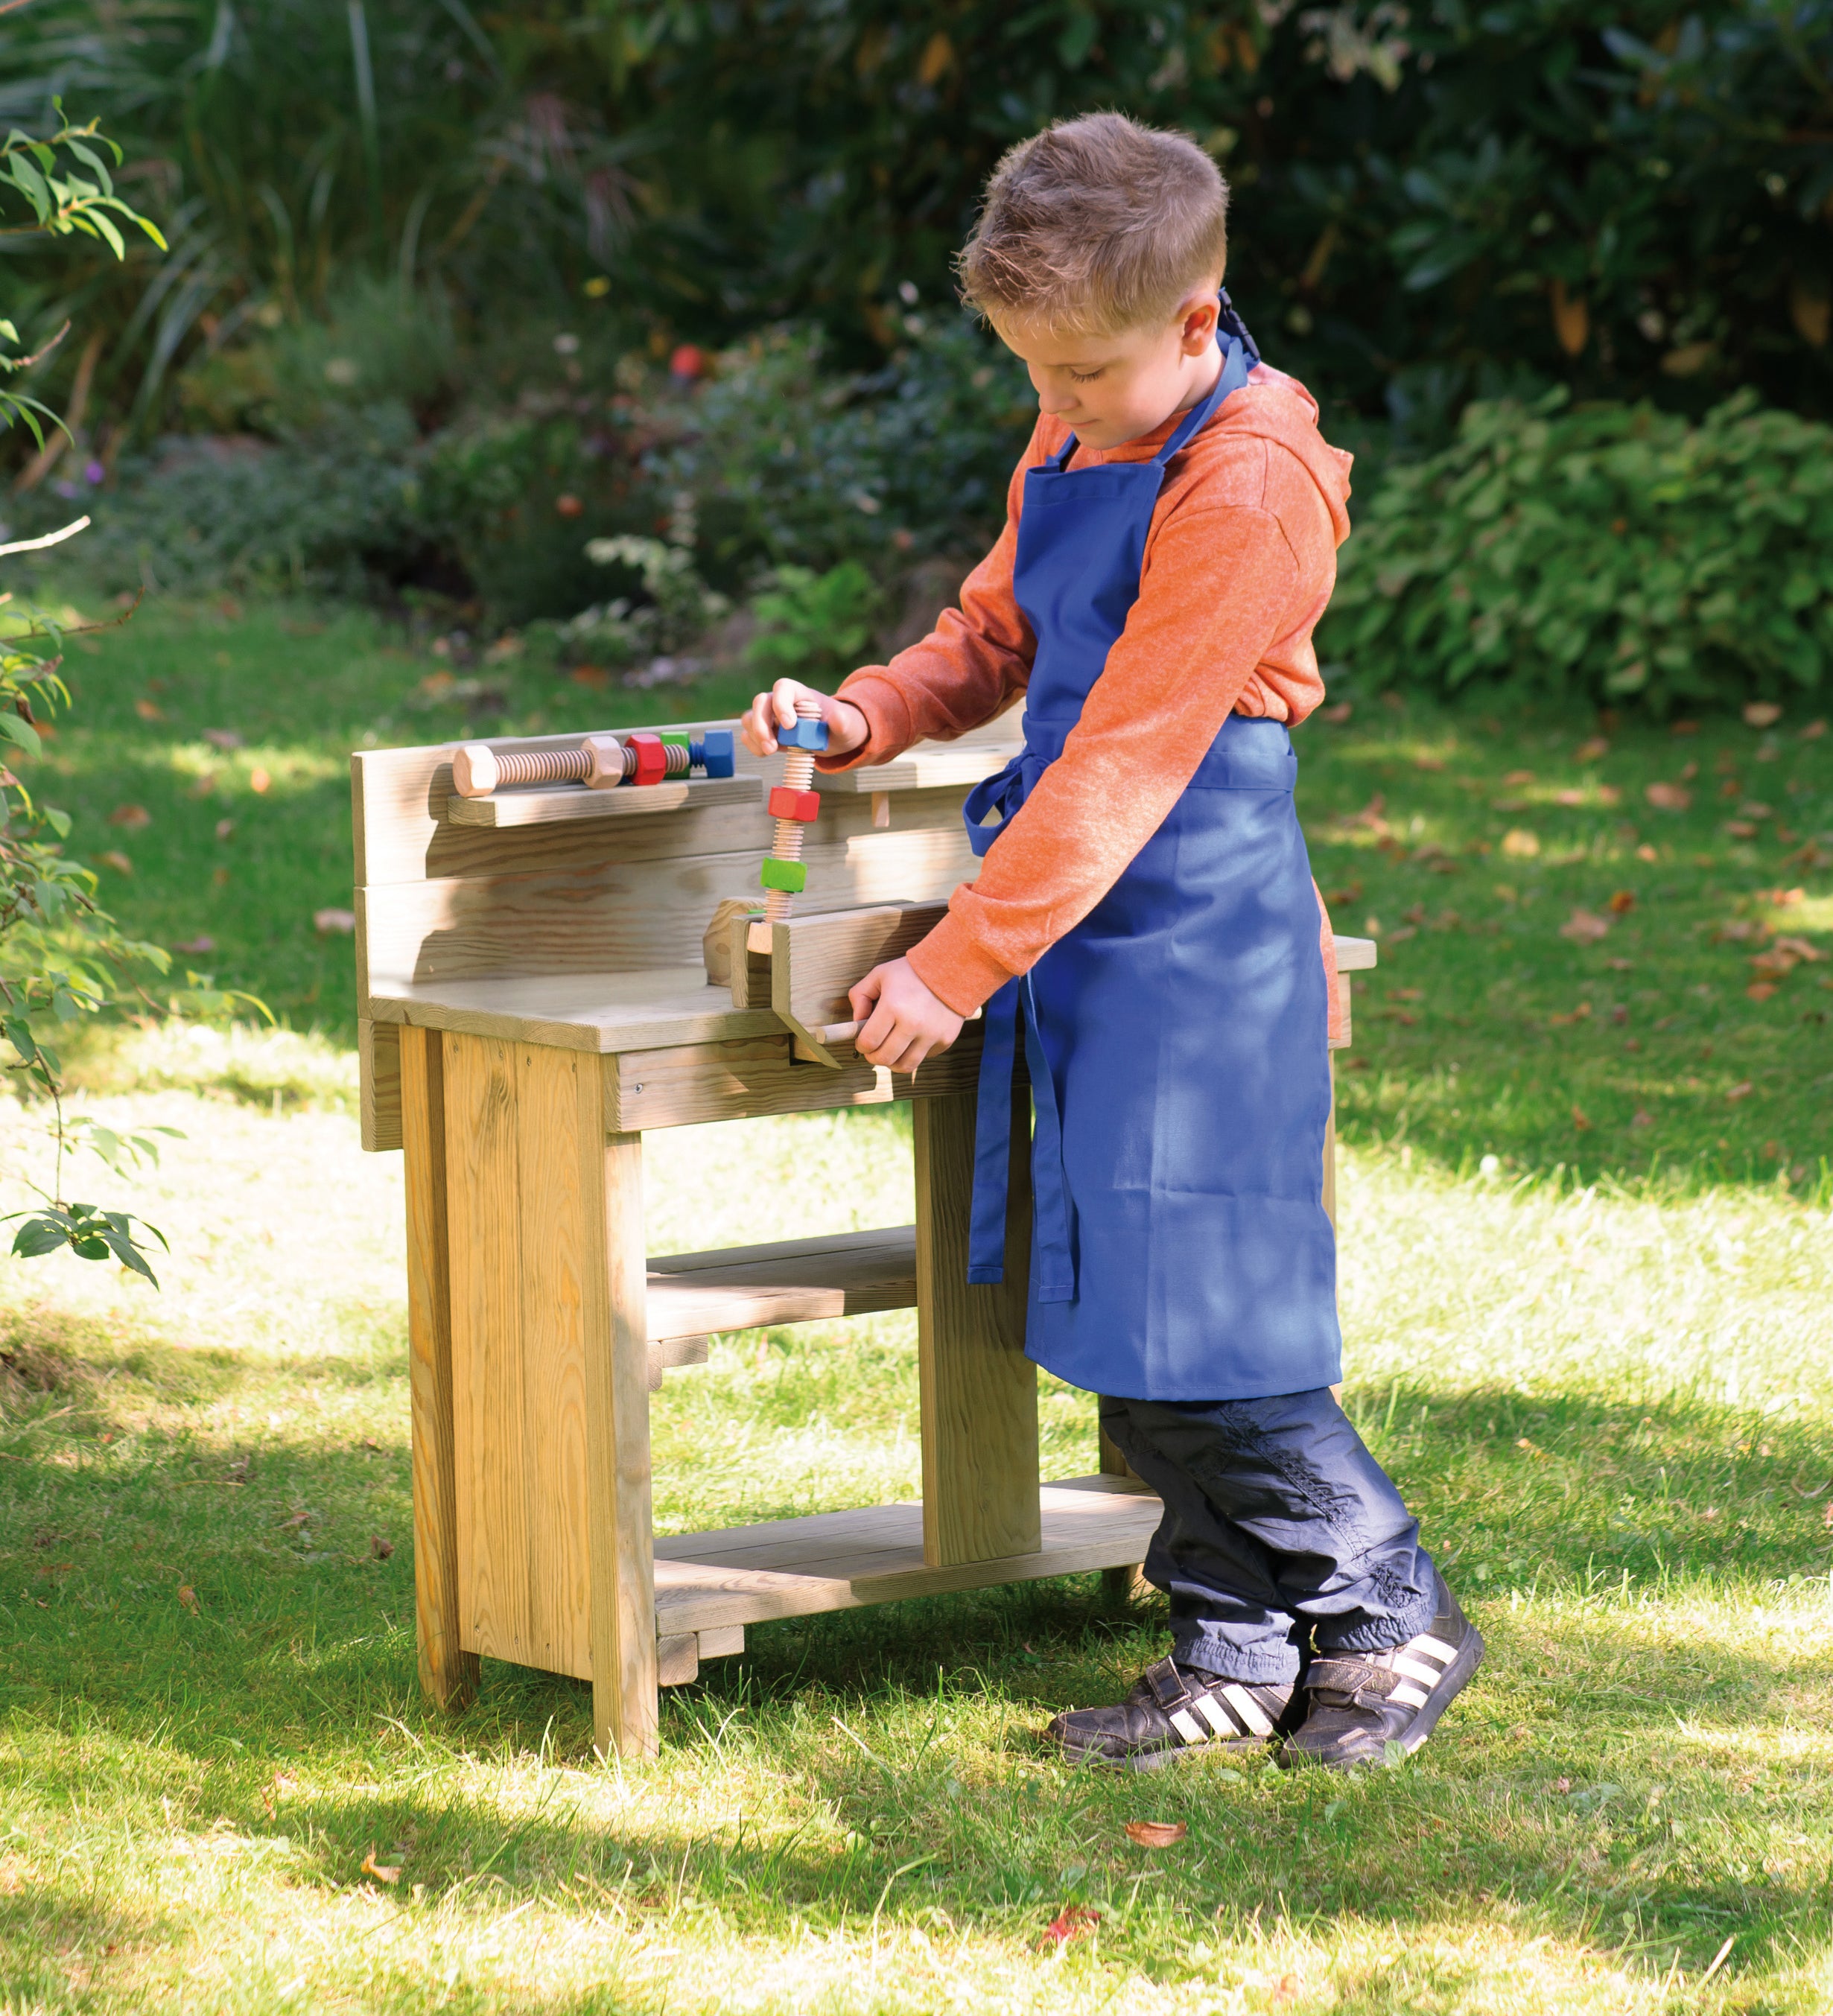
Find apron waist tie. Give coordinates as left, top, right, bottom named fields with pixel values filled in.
left=968, top=973, right=1075, bottom=1302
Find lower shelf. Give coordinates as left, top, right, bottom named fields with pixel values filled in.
left=646, top=1226, right=917, bottom=1344
left=652, top=1475, right=1160, bottom=1635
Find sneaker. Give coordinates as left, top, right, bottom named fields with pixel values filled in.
left=1280, top=1575, right=1483, bottom=1772
left=1047, top=1656, right=1293, bottom=1772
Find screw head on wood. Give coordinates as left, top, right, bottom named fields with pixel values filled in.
left=452, top=743, right=499, bottom=798
left=582, top=734, right=625, bottom=789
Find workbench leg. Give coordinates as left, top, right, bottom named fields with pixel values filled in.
left=1325, top=1055, right=1342, bottom=1406
left=401, top=1026, right=479, bottom=1712
left=915, top=1084, right=1039, bottom=1567
left=585, top=1120, right=659, bottom=1759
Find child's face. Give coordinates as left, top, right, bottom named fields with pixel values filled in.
left=993, top=285, right=1225, bottom=451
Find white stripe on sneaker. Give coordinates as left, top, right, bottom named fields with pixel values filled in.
left=1391, top=1682, right=1429, bottom=1708
left=1391, top=1654, right=1442, bottom=1686
left=1169, top=1708, right=1208, bottom=1744
left=1222, top=1685, right=1274, bottom=1737
left=1194, top=1693, right=1236, bottom=1737
left=1410, top=1633, right=1459, bottom=1662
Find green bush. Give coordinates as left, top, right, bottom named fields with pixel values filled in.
left=746, top=562, right=881, bottom=683
left=1324, top=391, right=1833, bottom=714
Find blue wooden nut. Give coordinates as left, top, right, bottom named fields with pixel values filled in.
left=777, top=717, right=829, bottom=753
left=693, top=728, right=736, bottom=777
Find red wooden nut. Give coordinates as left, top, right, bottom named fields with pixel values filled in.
left=626, top=731, right=667, bottom=786
left=767, top=786, right=821, bottom=822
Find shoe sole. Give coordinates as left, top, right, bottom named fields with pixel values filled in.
left=1278, top=1622, right=1487, bottom=1772
left=1056, top=1734, right=1270, bottom=1772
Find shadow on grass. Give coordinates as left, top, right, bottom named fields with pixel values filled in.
left=3, top=1352, right=1829, bottom=1993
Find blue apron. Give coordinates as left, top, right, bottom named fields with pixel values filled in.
left=962, top=313, right=1341, bottom=1403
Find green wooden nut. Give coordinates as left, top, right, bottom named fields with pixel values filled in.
left=659, top=729, right=690, bottom=746
left=758, top=856, right=807, bottom=893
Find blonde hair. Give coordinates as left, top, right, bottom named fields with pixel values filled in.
left=957, top=112, right=1229, bottom=336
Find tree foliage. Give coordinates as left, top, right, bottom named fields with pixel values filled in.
left=0, top=1, right=1824, bottom=438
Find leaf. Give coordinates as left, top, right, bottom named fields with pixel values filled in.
left=1122, top=1819, right=1187, bottom=1848
left=1742, top=702, right=1782, bottom=728
left=1039, top=1904, right=1099, bottom=1948
left=1607, top=891, right=1636, bottom=913
left=97, top=849, right=133, bottom=875
left=1644, top=782, right=1691, bottom=810
left=314, top=907, right=356, bottom=934
left=133, top=697, right=162, bottom=722
left=360, top=1846, right=401, bottom=1885
left=1726, top=1081, right=1754, bottom=1101
left=177, top=1584, right=198, bottom=1613
left=1559, top=909, right=1612, bottom=943
left=369, top=1534, right=395, bottom=1559
left=1502, top=828, right=1540, bottom=859
left=203, top=728, right=244, bottom=751
left=108, top=804, right=151, bottom=829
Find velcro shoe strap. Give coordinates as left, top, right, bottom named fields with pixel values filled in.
left=1144, top=1658, right=1192, bottom=1713
left=1305, top=1659, right=1403, bottom=1701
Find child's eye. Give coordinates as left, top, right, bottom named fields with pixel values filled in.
left=1069, top=367, right=1104, bottom=384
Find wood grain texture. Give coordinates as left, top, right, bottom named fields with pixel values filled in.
left=602, top=1021, right=984, bottom=1131
left=401, top=1026, right=479, bottom=1710
left=915, top=1083, right=1040, bottom=1567
left=372, top=968, right=782, bottom=1056
left=588, top=1123, right=659, bottom=1758
left=360, top=1016, right=402, bottom=1153
left=652, top=1476, right=1158, bottom=1634
left=770, top=903, right=948, bottom=1066
left=360, top=828, right=975, bottom=996
left=443, top=1032, right=535, bottom=1671
left=446, top=774, right=760, bottom=828
left=647, top=1227, right=917, bottom=1341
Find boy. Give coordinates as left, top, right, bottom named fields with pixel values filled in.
left=739, top=112, right=1481, bottom=1771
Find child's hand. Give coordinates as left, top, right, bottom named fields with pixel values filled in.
left=738, top=678, right=869, bottom=760
left=848, top=957, right=964, bottom=1074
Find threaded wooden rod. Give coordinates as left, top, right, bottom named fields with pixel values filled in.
left=762, top=698, right=821, bottom=923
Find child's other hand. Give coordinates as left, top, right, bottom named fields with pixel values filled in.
left=738, top=678, right=869, bottom=760
left=848, top=957, right=963, bottom=1074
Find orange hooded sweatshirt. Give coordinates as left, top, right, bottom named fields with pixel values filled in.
left=819, top=363, right=1354, bottom=1035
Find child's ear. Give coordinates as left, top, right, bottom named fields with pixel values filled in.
left=1180, top=290, right=1221, bottom=353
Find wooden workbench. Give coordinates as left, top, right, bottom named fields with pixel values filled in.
left=353, top=712, right=1372, bottom=1756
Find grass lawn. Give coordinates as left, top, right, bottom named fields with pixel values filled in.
left=0, top=585, right=1829, bottom=2013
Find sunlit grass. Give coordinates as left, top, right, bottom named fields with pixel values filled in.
left=1, top=1056, right=1829, bottom=2014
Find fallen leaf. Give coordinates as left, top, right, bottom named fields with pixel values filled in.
left=1502, top=769, right=1535, bottom=785
left=1274, top=1977, right=1299, bottom=2004
left=1554, top=1776, right=1573, bottom=1793
left=177, top=1585, right=198, bottom=1613
left=1596, top=785, right=1622, bottom=807
left=1552, top=787, right=1585, bottom=807
left=203, top=728, right=243, bottom=751
left=1743, top=702, right=1782, bottom=728
left=1680, top=760, right=1700, bottom=780
left=1670, top=719, right=1700, bottom=737
left=1123, top=1820, right=1188, bottom=1848
left=1635, top=843, right=1658, bottom=862
left=1801, top=719, right=1827, bottom=741
left=1747, top=982, right=1778, bottom=1001
left=1607, top=890, right=1636, bottom=914
left=1758, top=887, right=1806, bottom=907
left=555, top=493, right=585, bottom=518
left=108, top=804, right=151, bottom=830
left=279, top=1510, right=310, bottom=1528
left=194, top=771, right=219, bottom=797
left=1559, top=909, right=1612, bottom=943
left=1575, top=737, right=1610, bottom=762
left=569, top=664, right=611, bottom=689
left=1631, top=1109, right=1653, bottom=1127
left=226, top=1456, right=250, bottom=1481
left=1645, top=782, right=1691, bottom=811
left=1724, top=821, right=1757, bottom=840
left=314, top=907, right=357, bottom=935
left=1414, top=754, right=1445, bottom=772
left=1325, top=880, right=1363, bottom=904
left=1607, top=957, right=1635, bottom=971
left=416, top=670, right=455, bottom=699
left=1392, top=987, right=1424, bottom=1001
left=215, top=818, right=235, bottom=841
left=1039, top=1904, right=1099, bottom=1948
left=1726, top=1081, right=1754, bottom=1101
left=1321, top=702, right=1352, bottom=724
left=1571, top=1106, right=1592, bottom=1130
left=98, top=850, right=133, bottom=875
left=1773, top=935, right=1823, bottom=962
left=133, top=697, right=163, bottom=722
left=1549, top=1001, right=1593, bottom=1026
left=1502, top=828, right=1541, bottom=859
left=361, top=1847, right=401, bottom=1886
left=173, top=935, right=215, bottom=956
left=1738, top=801, right=1773, bottom=820
left=249, top=767, right=271, bottom=794
left=369, top=1534, right=394, bottom=1560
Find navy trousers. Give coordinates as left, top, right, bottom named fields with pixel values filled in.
left=1099, top=1387, right=1438, bottom=1689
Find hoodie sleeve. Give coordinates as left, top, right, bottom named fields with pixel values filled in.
left=903, top=496, right=1303, bottom=1013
